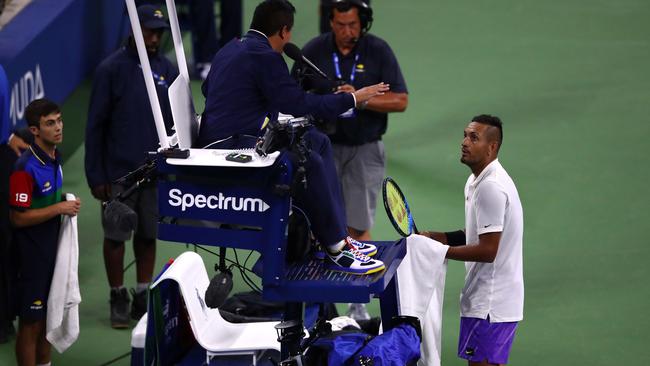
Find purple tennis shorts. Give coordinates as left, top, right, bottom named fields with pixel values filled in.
left=458, top=316, right=518, bottom=364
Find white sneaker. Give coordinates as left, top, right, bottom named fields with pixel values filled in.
left=346, top=237, right=378, bottom=257
left=314, top=237, right=377, bottom=260
left=326, top=239, right=385, bottom=275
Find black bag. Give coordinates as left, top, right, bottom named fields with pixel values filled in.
left=220, top=291, right=284, bottom=320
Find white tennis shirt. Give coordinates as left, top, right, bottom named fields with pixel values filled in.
left=461, top=159, right=524, bottom=322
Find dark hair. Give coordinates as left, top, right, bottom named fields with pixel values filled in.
left=250, top=0, right=296, bottom=37
left=472, top=114, right=503, bottom=149
left=330, top=0, right=373, bottom=33
left=25, top=99, right=60, bottom=128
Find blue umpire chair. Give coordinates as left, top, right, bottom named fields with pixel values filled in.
left=123, top=0, right=408, bottom=363
left=154, top=140, right=407, bottom=363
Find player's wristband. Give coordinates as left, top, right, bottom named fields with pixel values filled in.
left=445, top=230, right=466, bottom=247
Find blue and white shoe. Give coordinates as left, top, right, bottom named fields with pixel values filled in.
left=326, top=239, right=385, bottom=275
left=313, top=237, right=378, bottom=259
left=345, top=237, right=378, bottom=257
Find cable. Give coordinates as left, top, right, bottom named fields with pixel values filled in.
left=243, top=249, right=255, bottom=269
left=233, top=248, right=262, bottom=293
left=191, top=244, right=262, bottom=293
left=123, top=259, right=135, bottom=273
left=240, top=250, right=263, bottom=293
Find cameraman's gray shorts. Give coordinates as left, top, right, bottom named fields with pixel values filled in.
left=102, top=184, right=158, bottom=242
left=332, top=140, right=385, bottom=232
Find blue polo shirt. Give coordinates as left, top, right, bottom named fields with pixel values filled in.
left=197, top=30, right=356, bottom=147
left=295, top=32, right=408, bottom=145
left=9, top=144, right=62, bottom=269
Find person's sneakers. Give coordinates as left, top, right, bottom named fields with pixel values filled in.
left=314, top=237, right=378, bottom=260
left=109, top=288, right=130, bottom=329
left=326, top=240, right=385, bottom=275
left=346, top=237, right=378, bottom=257
left=130, top=288, right=148, bottom=321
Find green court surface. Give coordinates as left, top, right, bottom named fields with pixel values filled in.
left=2, top=0, right=649, bottom=364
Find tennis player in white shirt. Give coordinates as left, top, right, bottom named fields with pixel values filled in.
left=422, top=114, right=524, bottom=366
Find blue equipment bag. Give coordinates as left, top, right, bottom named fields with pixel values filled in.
left=306, top=330, right=373, bottom=366
left=306, top=316, right=422, bottom=366
left=351, top=324, right=421, bottom=366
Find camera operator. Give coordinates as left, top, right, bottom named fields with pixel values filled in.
left=197, top=0, right=387, bottom=275
left=293, top=0, right=408, bottom=242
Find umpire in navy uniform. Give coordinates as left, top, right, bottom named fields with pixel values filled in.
left=197, top=0, right=390, bottom=275
left=294, top=0, right=408, bottom=241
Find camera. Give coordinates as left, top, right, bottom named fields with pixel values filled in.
left=255, top=116, right=312, bottom=157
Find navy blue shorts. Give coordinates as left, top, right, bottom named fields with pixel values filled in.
left=458, top=316, right=518, bottom=364
left=15, top=253, right=55, bottom=322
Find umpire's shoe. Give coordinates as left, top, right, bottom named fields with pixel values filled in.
left=110, top=288, right=130, bottom=329
left=346, top=237, right=378, bottom=257
left=130, top=288, right=148, bottom=321
left=326, top=238, right=385, bottom=275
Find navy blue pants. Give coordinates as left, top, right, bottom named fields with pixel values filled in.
left=292, top=128, right=348, bottom=247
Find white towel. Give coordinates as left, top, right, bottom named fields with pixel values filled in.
left=396, top=234, right=449, bottom=366
left=46, top=193, right=81, bottom=353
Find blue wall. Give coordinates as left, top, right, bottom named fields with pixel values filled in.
left=0, top=0, right=127, bottom=138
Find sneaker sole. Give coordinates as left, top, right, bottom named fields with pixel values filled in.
left=326, top=263, right=386, bottom=275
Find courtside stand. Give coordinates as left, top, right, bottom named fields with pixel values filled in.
left=123, top=0, right=407, bottom=363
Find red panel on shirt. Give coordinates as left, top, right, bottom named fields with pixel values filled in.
left=9, top=170, right=33, bottom=208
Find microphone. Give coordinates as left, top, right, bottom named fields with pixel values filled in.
left=284, top=43, right=329, bottom=80
left=205, top=270, right=233, bottom=308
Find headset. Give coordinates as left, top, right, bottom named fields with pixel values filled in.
left=330, top=0, right=373, bottom=34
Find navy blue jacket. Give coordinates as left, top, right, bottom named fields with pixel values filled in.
left=296, top=32, right=408, bottom=145
left=197, top=30, right=355, bottom=147
left=84, top=45, right=178, bottom=188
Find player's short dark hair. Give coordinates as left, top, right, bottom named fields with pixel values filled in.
left=250, top=0, right=296, bottom=37
left=472, top=114, right=503, bottom=150
left=25, top=99, right=60, bottom=128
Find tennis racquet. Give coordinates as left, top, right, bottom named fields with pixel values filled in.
left=382, top=177, right=419, bottom=237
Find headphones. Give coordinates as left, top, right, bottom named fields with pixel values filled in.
left=330, top=0, right=373, bottom=34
